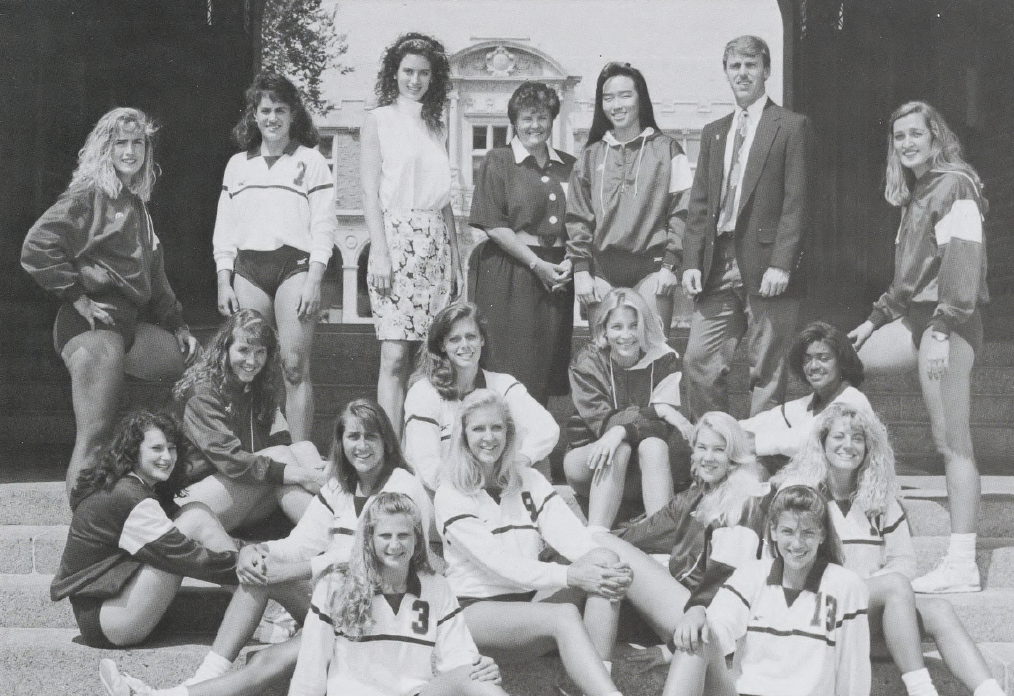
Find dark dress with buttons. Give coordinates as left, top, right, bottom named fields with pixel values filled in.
left=469, top=142, right=577, bottom=403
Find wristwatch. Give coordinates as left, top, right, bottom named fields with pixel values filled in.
left=931, top=331, right=949, bottom=342
left=661, top=261, right=677, bottom=273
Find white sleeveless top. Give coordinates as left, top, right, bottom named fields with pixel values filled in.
left=372, top=96, right=452, bottom=214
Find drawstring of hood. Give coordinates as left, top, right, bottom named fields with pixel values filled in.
left=599, top=127, right=654, bottom=211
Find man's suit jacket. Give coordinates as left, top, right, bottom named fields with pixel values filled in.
left=683, top=99, right=814, bottom=297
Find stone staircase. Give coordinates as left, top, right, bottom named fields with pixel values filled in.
left=2, top=307, right=1014, bottom=694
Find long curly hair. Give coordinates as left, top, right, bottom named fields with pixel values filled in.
left=68, top=107, right=158, bottom=202
left=410, top=302, right=490, bottom=401
left=70, top=411, right=190, bottom=511
left=586, top=62, right=661, bottom=145
left=884, top=101, right=987, bottom=211
left=375, top=33, right=451, bottom=134
left=787, top=321, right=864, bottom=389
left=330, top=398, right=412, bottom=495
left=592, top=288, right=668, bottom=354
left=765, top=484, right=845, bottom=566
left=172, top=310, right=282, bottom=429
left=326, top=492, right=433, bottom=639
left=773, top=402, right=899, bottom=519
left=690, top=412, right=766, bottom=528
left=442, top=389, right=522, bottom=498
left=232, top=72, right=320, bottom=151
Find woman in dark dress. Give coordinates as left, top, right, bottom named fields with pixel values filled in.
left=469, top=82, right=577, bottom=404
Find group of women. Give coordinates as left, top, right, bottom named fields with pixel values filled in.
left=19, top=27, right=997, bottom=696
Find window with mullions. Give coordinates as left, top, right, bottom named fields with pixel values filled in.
left=471, top=124, right=510, bottom=185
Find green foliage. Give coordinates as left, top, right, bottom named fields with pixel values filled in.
left=260, top=0, right=351, bottom=114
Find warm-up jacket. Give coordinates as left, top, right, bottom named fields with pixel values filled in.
left=21, top=187, right=185, bottom=329
left=567, top=342, right=682, bottom=449
left=565, top=128, right=692, bottom=273
left=52, top=475, right=237, bottom=601
left=174, top=381, right=292, bottom=485
left=868, top=169, right=989, bottom=335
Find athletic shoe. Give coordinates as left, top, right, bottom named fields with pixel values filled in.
left=253, top=598, right=298, bottom=644
left=911, top=557, right=981, bottom=594
left=99, top=659, right=152, bottom=696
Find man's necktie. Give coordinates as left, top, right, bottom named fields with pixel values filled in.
left=717, top=110, right=749, bottom=234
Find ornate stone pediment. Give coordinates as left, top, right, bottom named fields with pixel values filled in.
left=450, top=40, right=570, bottom=82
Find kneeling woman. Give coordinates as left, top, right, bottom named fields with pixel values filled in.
left=404, top=302, right=559, bottom=492
left=774, top=403, right=1005, bottom=696
left=564, top=288, right=693, bottom=529
left=665, top=485, right=870, bottom=696
left=437, top=389, right=634, bottom=696
left=173, top=310, right=327, bottom=531
left=288, top=492, right=507, bottom=695
left=53, top=411, right=237, bottom=648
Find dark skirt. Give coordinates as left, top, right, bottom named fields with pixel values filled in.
left=471, top=241, right=574, bottom=403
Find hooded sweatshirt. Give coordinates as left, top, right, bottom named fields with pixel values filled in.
left=567, top=341, right=683, bottom=448
left=565, top=128, right=693, bottom=274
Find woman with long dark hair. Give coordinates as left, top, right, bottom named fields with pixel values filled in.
left=213, top=72, right=338, bottom=441
left=363, top=33, right=461, bottom=436
left=54, top=411, right=236, bottom=648
left=22, top=108, right=199, bottom=498
left=565, top=62, right=693, bottom=331
left=849, top=101, right=989, bottom=594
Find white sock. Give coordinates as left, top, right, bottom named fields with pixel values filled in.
left=154, top=688, right=189, bottom=696
left=948, top=533, right=977, bottom=565
left=901, top=668, right=938, bottom=696
left=187, top=651, right=232, bottom=685
left=973, top=679, right=1005, bottom=696
left=603, top=660, right=612, bottom=675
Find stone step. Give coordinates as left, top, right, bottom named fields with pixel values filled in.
left=914, top=537, right=1014, bottom=589
left=0, top=627, right=1007, bottom=696
left=0, top=574, right=231, bottom=633
left=902, top=487, right=1014, bottom=538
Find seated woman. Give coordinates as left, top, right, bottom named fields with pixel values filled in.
left=437, top=389, right=698, bottom=696
left=564, top=287, right=693, bottom=529
left=604, top=412, right=768, bottom=668
left=773, top=403, right=1005, bottom=696
left=664, top=485, right=870, bottom=696
left=404, top=302, right=559, bottom=492
left=173, top=310, right=327, bottom=532
left=739, top=321, right=871, bottom=468
left=98, top=399, right=460, bottom=696
left=53, top=411, right=237, bottom=648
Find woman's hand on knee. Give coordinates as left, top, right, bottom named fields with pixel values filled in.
left=587, top=427, right=627, bottom=483
left=566, top=555, right=632, bottom=599
left=848, top=321, right=875, bottom=352
left=237, top=544, right=269, bottom=585
left=672, top=606, right=710, bottom=656
left=72, top=295, right=115, bottom=330
left=282, top=463, right=328, bottom=494
left=469, top=655, right=502, bottom=684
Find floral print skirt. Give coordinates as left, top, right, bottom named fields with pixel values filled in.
left=368, top=209, right=452, bottom=341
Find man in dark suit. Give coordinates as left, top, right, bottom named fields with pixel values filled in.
left=681, top=35, right=814, bottom=418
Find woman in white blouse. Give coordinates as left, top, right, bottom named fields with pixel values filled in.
left=740, top=321, right=871, bottom=468
left=361, top=33, right=462, bottom=437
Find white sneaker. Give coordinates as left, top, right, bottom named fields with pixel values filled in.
left=911, top=557, right=981, bottom=594
left=99, top=659, right=153, bottom=696
left=253, top=599, right=298, bottom=644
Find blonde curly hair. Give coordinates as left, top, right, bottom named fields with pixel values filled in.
left=773, top=402, right=899, bottom=518
left=69, top=107, right=158, bottom=202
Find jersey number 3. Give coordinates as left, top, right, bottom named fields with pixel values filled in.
left=411, top=600, right=430, bottom=635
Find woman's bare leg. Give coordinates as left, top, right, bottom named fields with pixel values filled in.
left=420, top=665, right=510, bottom=696
left=638, top=438, right=674, bottom=516
left=377, top=339, right=413, bottom=439
left=564, top=442, right=633, bottom=529
left=273, top=273, right=316, bottom=442
left=99, top=565, right=182, bottom=647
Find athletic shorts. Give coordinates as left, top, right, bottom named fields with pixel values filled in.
left=69, top=595, right=116, bottom=649
left=456, top=590, right=538, bottom=609
left=592, top=244, right=667, bottom=288
left=906, top=303, right=983, bottom=355
left=235, top=245, right=311, bottom=298
left=54, top=290, right=139, bottom=354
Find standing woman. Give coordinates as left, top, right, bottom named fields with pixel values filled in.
left=22, top=107, right=199, bottom=498
left=469, top=81, right=577, bottom=404
left=565, top=62, right=694, bottom=331
left=849, top=101, right=989, bottom=594
left=363, top=33, right=461, bottom=435
left=213, top=72, right=337, bottom=442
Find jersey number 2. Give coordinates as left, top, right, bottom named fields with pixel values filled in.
left=411, top=600, right=430, bottom=635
